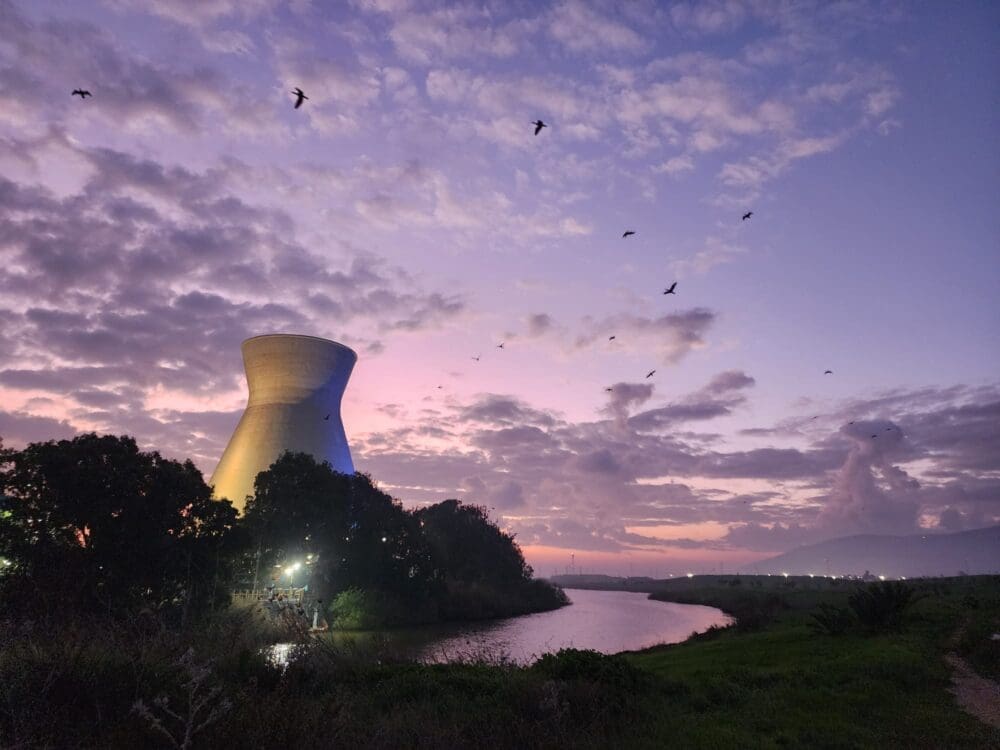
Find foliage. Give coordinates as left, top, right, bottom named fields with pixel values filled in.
left=327, top=587, right=433, bottom=630
left=2, top=577, right=998, bottom=749
left=416, top=499, right=532, bottom=586
left=533, top=648, right=648, bottom=693
left=0, top=434, right=246, bottom=622
left=242, top=453, right=436, bottom=606
left=848, top=580, right=920, bottom=633
left=244, top=454, right=566, bottom=625
left=809, top=602, right=855, bottom=636
left=133, top=648, right=232, bottom=750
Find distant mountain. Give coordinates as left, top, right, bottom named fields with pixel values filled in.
left=753, top=526, right=1000, bottom=578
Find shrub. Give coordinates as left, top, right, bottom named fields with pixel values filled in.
left=733, top=593, right=787, bottom=632
left=848, top=581, right=920, bottom=634
left=532, top=649, right=648, bottom=693
left=809, top=603, right=855, bottom=636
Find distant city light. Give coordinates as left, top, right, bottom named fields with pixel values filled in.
left=686, top=573, right=694, bottom=578
left=381, top=536, right=387, bottom=543
left=878, top=575, right=886, bottom=581
left=782, top=572, right=789, bottom=578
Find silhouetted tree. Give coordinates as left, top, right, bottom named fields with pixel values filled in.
left=242, top=453, right=435, bottom=604
left=0, top=434, right=245, bottom=623
left=416, top=499, right=532, bottom=586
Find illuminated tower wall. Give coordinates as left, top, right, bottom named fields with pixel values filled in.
left=210, top=334, right=356, bottom=512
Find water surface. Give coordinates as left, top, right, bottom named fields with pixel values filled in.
left=409, top=588, right=730, bottom=664
left=272, top=589, right=730, bottom=667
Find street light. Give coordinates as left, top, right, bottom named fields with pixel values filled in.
left=285, top=561, right=302, bottom=588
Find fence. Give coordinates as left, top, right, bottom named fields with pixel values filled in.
left=232, top=587, right=306, bottom=604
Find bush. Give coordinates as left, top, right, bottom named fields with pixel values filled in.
left=733, top=593, right=787, bottom=632
left=531, top=648, right=650, bottom=721
left=809, top=603, right=855, bottom=636
left=848, top=581, right=920, bottom=634
left=328, top=588, right=413, bottom=629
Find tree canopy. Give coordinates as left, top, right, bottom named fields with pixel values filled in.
left=0, top=434, right=245, bottom=622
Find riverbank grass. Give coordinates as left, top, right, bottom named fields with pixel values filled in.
left=624, top=575, right=999, bottom=748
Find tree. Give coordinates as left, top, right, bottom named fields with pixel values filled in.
left=0, top=434, right=245, bottom=622
left=241, top=453, right=435, bottom=604
left=416, top=499, right=533, bottom=587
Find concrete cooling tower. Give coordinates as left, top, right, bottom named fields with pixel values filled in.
left=210, top=334, right=357, bottom=512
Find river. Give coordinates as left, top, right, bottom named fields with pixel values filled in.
left=272, top=588, right=730, bottom=667
left=408, top=588, right=731, bottom=664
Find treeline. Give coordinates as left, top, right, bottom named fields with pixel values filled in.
left=0, top=433, right=566, bottom=628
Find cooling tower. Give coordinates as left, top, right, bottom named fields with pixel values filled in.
left=210, top=334, right=357, bottom=512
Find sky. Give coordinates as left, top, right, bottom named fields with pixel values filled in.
left=0, top=0, right=997, bottom=575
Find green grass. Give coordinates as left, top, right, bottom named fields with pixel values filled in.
left=2, top=577, right=997, bottom=748
left=623, top=575, right=1000, bottom=749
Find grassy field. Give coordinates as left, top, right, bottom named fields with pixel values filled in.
left=1, top=576, right=996, bottom=748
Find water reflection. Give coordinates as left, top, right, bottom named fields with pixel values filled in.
left=411, top=589, right=730, bottom=664
left=267, top=589, right=730, bottom=668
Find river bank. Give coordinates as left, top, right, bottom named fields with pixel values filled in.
left=2, top=577, right=996, bottom=748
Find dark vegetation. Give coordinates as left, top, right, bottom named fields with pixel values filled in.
left=0, top=435, right=566, bottom=632
left=1, top=435, right=997, bottom=748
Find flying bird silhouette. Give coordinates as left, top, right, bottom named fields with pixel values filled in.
left=742, top=211, right=753, bottom=221
left=824, top=370, right=833, bottom=375
left=471, top=355, right=481, bottom=362
left=323, top=414, right=330, bottom=421
left=496, top=343, right=505, bottom=349
left=608, top=335, right=616, bottom=341
left=605, top=387, right=613, bottom=392
left=871, top=434, right=878, bottom=438
left=532, top=120, right=546, bottom=135
left=645, top=370, right=656, bottom=379
left=291, top=87, right=308, bottom=108
left=71, top=89, right=91, bottom=98
left=622, top=230, right=636, bottom=238
left=663, top=282, right=677, bottom=295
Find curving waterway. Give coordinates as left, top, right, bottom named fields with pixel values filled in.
left=408, top=588, right=731, bottom=664
left=269, top=589, right=731, bottom=667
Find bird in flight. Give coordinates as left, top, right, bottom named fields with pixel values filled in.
left=742, top=211, right=753, bottom=221
left=437, top=385, right=443, bottom=390
left=291, top=87, right=308, bottom=109
left=71, top=89, right=92, bottom=98
left=323, top=414, right=330, bottom=421
left=871, top=434, right=878, bottom=438
left=496, top=343, right=505, bottom=349
left=645, top=370, right=656, bottom=379
left=608, top=335, right=616, bottom=341
left=532, top=120, right=546, bottom=135
left=663, top=282, right=677, bottom=295
left=605, top=387, right=613, bottom=392
left=471, top=355, right=481, bottom=362
left=824, top=370, right=833, bottom=375
left=622, top=230, right=636, bottom=238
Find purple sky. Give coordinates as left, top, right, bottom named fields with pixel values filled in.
left=0, top=0, right=997, bottom=574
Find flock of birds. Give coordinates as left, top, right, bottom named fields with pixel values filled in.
left=70, top=85, right=844, bottom=425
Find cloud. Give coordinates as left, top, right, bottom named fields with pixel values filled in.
left=548, top=1, right=648, bottom=54
left=671, top=236, right=747, bottom=276
left=670, top=1, right=748, bottom=34
left=575, top=308, right=716, bottom=364
left=0, top=2, right=280, bottom=136
left=602, top=382, right=655, bottom=428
